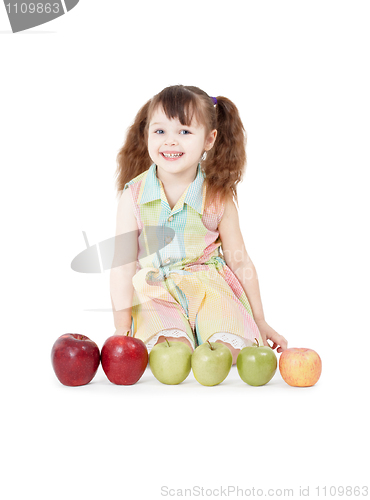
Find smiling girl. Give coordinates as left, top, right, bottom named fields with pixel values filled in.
left=111, top=85, right=287, bottom=364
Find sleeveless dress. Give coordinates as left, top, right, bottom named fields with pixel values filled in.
left=123, top=163, right=263, bottom=348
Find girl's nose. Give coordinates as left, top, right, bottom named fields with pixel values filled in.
left=164, top=136, right=178, bottom=146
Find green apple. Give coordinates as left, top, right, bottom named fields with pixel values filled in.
left=191, top=341, right=232, bottom=386
left=236, top=338, right=277, bottom=386
left=149, top=339, right=192, bottom=385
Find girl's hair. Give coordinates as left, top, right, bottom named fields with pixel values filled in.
left=114, top=85, right=247, bottom=210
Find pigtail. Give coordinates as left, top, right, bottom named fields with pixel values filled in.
left=203, top=96, right=247, bottom=211
left=114, top=99, right=152, bottom=199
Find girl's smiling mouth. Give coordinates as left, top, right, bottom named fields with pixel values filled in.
left=161, top=152, right=184, bottom=160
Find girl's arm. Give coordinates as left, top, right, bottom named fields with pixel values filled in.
left=218, top=197, right=288, bottom=352
left=110, top=188, right=138, bottom=335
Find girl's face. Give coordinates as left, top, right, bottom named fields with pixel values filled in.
left=147, top=106, right=217, bottom=181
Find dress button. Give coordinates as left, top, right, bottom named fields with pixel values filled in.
left=168, top=216, right=174, bottom=222
left=165, top=236, right=172, bottom=244
left=163, top=257, right=170, bottom=264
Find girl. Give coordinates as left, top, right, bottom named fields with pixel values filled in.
left=110, top=85, right=287, bottom=365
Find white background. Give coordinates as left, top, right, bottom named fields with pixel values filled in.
left=1, top=1, right=369, bottom=499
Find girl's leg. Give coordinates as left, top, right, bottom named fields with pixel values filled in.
left=207, top=332, right=254, bottom=365
left=145, top=328, right=195, bottom=353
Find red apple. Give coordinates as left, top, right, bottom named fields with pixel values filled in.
left=279, top=348, right=322, bottom=387
left=51, top=334, right=100, bottom=386
left=101, top=333, right=148, bottom=385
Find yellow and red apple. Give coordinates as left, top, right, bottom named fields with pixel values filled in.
left=279, top=348, right=322, bottom=387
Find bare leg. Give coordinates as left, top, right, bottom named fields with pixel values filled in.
left=214, top=340, right=240, bottom=365
left=146, top=328, right=195, bottom=354
left=155, top=335, right=194, bottom=351
left=207, top=333, right=252, bottom=366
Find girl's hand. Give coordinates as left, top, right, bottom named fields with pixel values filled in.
left=255, top=319, right=288, bottom=353
left=114, top=326, right=131, bottom=336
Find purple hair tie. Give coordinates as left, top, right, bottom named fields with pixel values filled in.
left=210, top=96, right=218, bottom=105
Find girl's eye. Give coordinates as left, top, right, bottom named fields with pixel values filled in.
left=154, top=129, right=190, bottom=135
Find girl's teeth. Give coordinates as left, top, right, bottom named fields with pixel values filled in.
left=163, top=153, right=183, bottom=158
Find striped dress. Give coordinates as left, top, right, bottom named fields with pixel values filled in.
left=123, top=162, right=262, bottom=347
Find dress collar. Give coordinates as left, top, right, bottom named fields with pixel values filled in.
left=138, top=163, right=205, bottom=215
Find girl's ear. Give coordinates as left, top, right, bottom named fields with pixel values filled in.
left=205, top=129, right=217, bottom=151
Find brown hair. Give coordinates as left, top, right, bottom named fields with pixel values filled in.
left=114, top=85, right=247, bottom=210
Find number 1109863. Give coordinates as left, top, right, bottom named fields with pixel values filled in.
left=5, top=3, right=61, bottom=14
